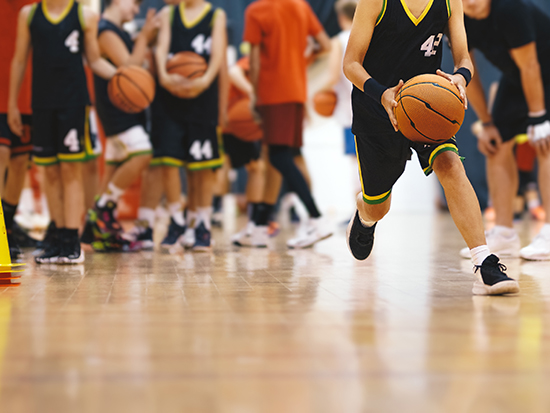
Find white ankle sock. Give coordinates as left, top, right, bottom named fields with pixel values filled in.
left=357, top=193, right=376, bottom=227
left=197, top=207, right=212, bottom=230
left=540, top=223, right=550, bottom=237
left=97, top=182, right=124, bottom=208
left=493, top=225, right=516, bottom=237
left=471, top=245, right=490, bottom=267
left=137, top=207, right=155, bottom=229
left=187, top=210, right=197, bottom=228
left=168, top=202, right=185, bottom=227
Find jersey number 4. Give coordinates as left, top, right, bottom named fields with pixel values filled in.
left=189, top=140, right=213, bottom=161
left=191, top=34, right=212, bottom=55
left=65, top=30, right=80, bottom=53
left=421, top=33, right=443, bottom=57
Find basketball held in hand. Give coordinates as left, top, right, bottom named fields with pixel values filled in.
left=166, top=51, right=208, bottom=79
left=313, top=90, right=337, bottom=117
left=108, top=66, right=155, bottom=114
left=395, top=74, right=465, bottom=144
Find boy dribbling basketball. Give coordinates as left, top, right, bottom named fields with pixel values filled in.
left=343, top=0, right=519, bottom=294
left=9, top=0, right=116, bottom=263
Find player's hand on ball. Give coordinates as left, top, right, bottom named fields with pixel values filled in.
left=436, top=69, right=468, bottom=110
left=173, top=76, right=208, bottom=99
left=381, top=79, right=403, bottom=132
left=7, top=107, right=23, bottom=137
left=477, top=123, right=502, bottom=156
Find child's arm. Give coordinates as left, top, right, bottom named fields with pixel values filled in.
left=82, top=6, right=117, bottom=80
left=343, top=0, right=403, bottom=131
left=8, top=5, right=33, bottom=137
left=436, top=0, right=473, bottom=109
left=320, top=36, right=343, bottom=91
left=229, top=64, right=253, bottom=98
left=99, top=9, right=159, bottom=68
left=218, top=48, right=229, bottom=128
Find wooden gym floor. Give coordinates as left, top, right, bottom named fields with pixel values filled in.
left=0, top=211, right=549, bottom=413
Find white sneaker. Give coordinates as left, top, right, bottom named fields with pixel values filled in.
left=520, top=230, right=550, bottom=261
left=233, top=224, right=268, bottom=248
left=182, top=227, right=195, bottom=249
left=287, top=217, right=333, bottom=249
left=460, top=227, right=520, bottom=259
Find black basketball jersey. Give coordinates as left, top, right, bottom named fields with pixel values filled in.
left=94, top=19, right=145, bottom=136
left=159, top=2, right=219, bottom=124
left=352, top=0, right=450, bottom=134
left=28, top=0, right=90, bottom=110
left=465, top=0, right=550, bottom=87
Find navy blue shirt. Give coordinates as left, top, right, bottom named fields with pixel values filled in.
left=465, top=0, right=550, bottom=86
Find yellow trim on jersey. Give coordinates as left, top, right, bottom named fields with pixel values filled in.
left=376, top=0, right=387, bottom=26
left=43, top=0, right=74, bottom=25
left=78, top=3, right=86, bottom=30
left=422, top=143, right=459, bottom=175
left=33, top=156, right=59, bottom=166
left=400, top=0, right=434, bottom=26
left=187, top=157, right=223, bottom=171
left=27, top=3, right=38, bottom=26
left=58, top=152, right=86, bottom=161
left=515, top=133, right=529, bottom=144
left=446, top=0, right=451, bottom=18
left=180, top=2, right=212, bottom=29
left=151, top=157, right=185, bottom=167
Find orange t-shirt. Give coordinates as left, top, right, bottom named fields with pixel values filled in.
left=243, top=0, right=323, bottom=105
left=0, top=0, right=33, bottom=114
left=228, top=57, right=251, bottom=107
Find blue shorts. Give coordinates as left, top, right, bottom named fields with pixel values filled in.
left=344, top=127, right=356, bottom=155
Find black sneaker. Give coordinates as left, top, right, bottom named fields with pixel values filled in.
left=124, top=221, right=154, bottom=250
left=95, top=201, right=122, bottom=235
left=80, top=212, right=96, bottom=244
left=35, top=241, right=61, bottom=264
left=58, top=239, right=84, bottom=264
left=35, top=221, right=57, bottom=252
left=346, top=210, right=376, bottom=261
left=473, top=254, right=519, bottom=295
left=7, top=231, right=22, bottom=261
left=192, top=222, right=211, bottom=252
left=160, top=218, right=186, bottom=251
left=11, top=222, right=38, bottom=248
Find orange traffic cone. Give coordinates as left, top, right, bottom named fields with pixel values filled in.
left=0, top=201, right=25, bottom=286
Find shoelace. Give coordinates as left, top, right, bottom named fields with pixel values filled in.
left=474, top=262, right=507, bottom=274
left=356, top=228, right=373, bottom=246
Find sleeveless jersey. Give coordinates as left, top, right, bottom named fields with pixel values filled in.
left=352, top=0, right=451, bottom=134
left=94, top=19, right=145, bottom=136
left=333, top=30, right=352, bottom=128
left=28, top=0, right=90, bottom=110
left=159, top=2, right=219, bottom=124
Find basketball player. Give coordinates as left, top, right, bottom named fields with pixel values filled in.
left=1, top=0, right=35, bottom=260
left=8, top=0, right=116, bottom=263
left=153, top=0, right=226, bottom=251
left=461, top=0, right=550, bottom=261
left=344, top=0, right=519, bottom=294
left=81, top=0, right=158, bottom=251
left=237, top=0, right=332, bottom=249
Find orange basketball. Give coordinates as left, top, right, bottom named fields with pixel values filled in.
left=395, top=74, right=464, bottom=144
left=224, top=98, right=263, bottom=142
left=313, top=90, right=337, bottom=117
left=108, top=66, right=155, bottom=114
left=167, top=51, right=208, bottom=79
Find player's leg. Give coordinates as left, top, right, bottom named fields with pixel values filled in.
left=186, top=124, right=224, bottom=251
left=181, top=170, right=198, bottom=249
left=520, top=148, right=550, bottom=260
left=160, top=165, right=187, bottom=252
left=427, top=146, right=518, bottom=295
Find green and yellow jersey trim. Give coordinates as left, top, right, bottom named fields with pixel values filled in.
left=446, top=0, right=451, bottom=18
left=42, top=0, right=74, bottom=25
left=401, top=0, right=434, bottom=26
left=363, top=190, right=392, bottom=205
left=422, top=143, right=459, bottom=175
left=180, top=2, right=212, bottom=29
left=376, top=0, right=387, bottom=26
left=27, top=3, right=38, bottom=26
left=150, top=157, right=185, bottom=167
left=187, top=157, right=223, bottom=171
left=78, top=3, right=86, bottom=30
left=33, top=156, right=59, bottom=166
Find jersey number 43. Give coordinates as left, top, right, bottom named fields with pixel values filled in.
left=421, top=33, right=443, bottom=57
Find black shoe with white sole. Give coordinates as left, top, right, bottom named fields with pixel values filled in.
left=346, top=210, right=376, bottom=261
left=58, top=239, right=84, bottom=264
left=473, top=254, right=519, bottom=295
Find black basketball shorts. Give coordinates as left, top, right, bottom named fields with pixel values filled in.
left=0, top=113, right=33, bottom=156
left=493, top=77, right=550, bottom=143
left=223, top=133, right=261, bottom=169
left=32, top=106, right=87, bottom=166
left=355, top=129, right=459, bottom=205
left=150, top=108, right=222, bottom=170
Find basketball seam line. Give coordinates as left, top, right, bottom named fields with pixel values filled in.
left=114, top=74, right=141, bottom=113
left=399, top=98, right=444, bottom=143
left=120, top=72, right=153, bottom=106
left=400, top=81, right=463, bottom=104
left=400, top=94, right=461, bottom=125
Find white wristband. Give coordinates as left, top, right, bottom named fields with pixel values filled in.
left=528, top=109, right=547, bottom=118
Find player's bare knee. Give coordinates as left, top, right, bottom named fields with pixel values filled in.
left=360, top=199, right=389, bottom=222
left=246, top=159, right=264, bottom=174
left=0, top=147, right=10, bottom=166
left=60, top=162, right=82, bottom=183
left=9, top=154, right=29, bottom=172
left=433, top=152, right=463, bottom=179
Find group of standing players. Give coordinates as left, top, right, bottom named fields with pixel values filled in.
left=2, top=0, right=550, bottom=295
